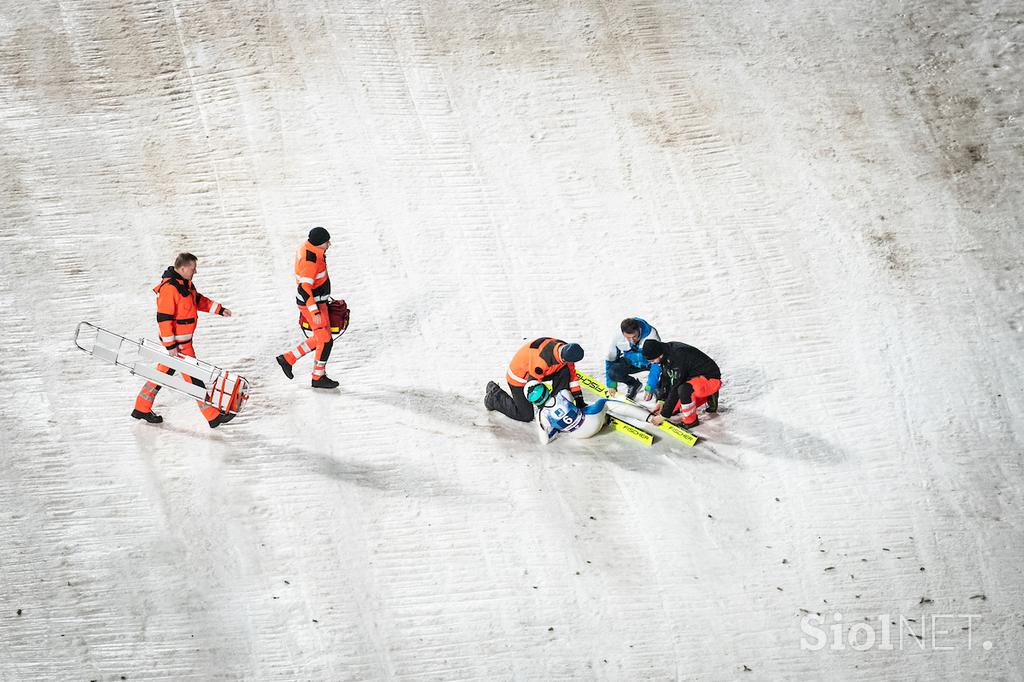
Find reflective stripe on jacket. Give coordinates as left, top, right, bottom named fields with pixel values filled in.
left=294, top=240, right=330, bottom=312
left=154, top=267, right=223, bottom=350
left=506, top=337, right=582, bottom=400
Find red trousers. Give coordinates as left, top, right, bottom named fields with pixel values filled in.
left=670, top=376, right=722, bottom=425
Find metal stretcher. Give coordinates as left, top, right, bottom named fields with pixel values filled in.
left=74, top=321, right=250, bottom=415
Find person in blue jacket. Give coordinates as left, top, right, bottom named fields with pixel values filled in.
left=604, top=317, right=662, bottom=401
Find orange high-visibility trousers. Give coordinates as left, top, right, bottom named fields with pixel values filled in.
left=281, top=302, right=333, bottom=380
left=133, top=343, right=221, bottom=422
left=671, top=376, right=722, bottom=426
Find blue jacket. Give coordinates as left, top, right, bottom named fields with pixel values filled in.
left=604, top=318, right=662, bottom=391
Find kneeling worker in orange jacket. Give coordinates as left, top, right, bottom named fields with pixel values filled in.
left=131, top=252, right=235, bottom=428
left=485, top=338, right=586, bottom=422
left=276, top=227, right=339, bottom=389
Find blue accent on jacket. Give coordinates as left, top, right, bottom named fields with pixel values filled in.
left=604, top=317, right=662, bottom=391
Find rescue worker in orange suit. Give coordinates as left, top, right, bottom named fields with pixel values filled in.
left=485, top=338, right=586, bottom=422
left=642, top=339, right=721, bottom=428
left=131, top=252, right=235, bottom=428
left=275, top=227, right=339, bottom=389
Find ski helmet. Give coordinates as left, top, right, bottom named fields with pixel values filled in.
left=524, top=380, right=551, bottom=405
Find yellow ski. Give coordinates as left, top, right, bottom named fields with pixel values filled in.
left=608, top=416, right=654, bottom=445
left=577, top=370, right=698, bottom=447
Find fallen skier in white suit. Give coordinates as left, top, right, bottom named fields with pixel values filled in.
left=523, top=380, right=653, bottom=445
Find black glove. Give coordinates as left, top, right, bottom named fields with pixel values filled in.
left=574, top=396, right=587, bottom=409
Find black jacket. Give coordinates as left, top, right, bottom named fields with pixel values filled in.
left=655, top=341, right=720, bottom=399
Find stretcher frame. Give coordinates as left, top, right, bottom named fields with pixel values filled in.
left=74, top=321, right=250, bottom=415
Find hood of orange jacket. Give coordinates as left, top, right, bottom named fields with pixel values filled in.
left=154, top=266, right=193, bottom=297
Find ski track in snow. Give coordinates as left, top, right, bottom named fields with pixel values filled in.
left=1, top=0, right=1022, bottom=680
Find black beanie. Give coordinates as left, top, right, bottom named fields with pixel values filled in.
left=560, top=343, right=584, bottom=363
left=642, top=339, right=666, bottom=361
left=308, top=227, right=331, bottom=246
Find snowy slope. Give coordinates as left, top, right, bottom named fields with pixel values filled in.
left=1, top=0, right=1022, bottom=679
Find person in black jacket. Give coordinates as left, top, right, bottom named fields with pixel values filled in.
left=641, top=340, right=721, bottom=428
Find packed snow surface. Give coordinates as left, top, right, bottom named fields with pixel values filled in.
left=1, top=0, right=1022, bottom=679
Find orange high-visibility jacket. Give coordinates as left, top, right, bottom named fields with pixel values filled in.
left=154, top=267, right=224, bottom=350
left=506, top=337, right=582, bottom=400
left=294, top=241, right=330, bottom=314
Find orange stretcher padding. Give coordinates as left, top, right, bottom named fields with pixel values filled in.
left=208, top=372, right=249, bottom=414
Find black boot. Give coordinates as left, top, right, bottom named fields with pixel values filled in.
left=705, top=391, right=719, bottom=413
left=276, top=355, right=294, bottom=380
left=312, top=375, right=340, bottom=389
left=625, top=379, right=642, bottom=402
left=131, top=409, right=163, bottom=424
left=209, top=412, right=236, bottom=429
left=485, top=381, right=534, bottom=421
left=484, top=381, right=502, bottom=410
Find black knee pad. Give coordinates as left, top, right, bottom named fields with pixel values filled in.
left=319, top=338, right=334, bottom=362
left=676, top=382, right=694, bottom=403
